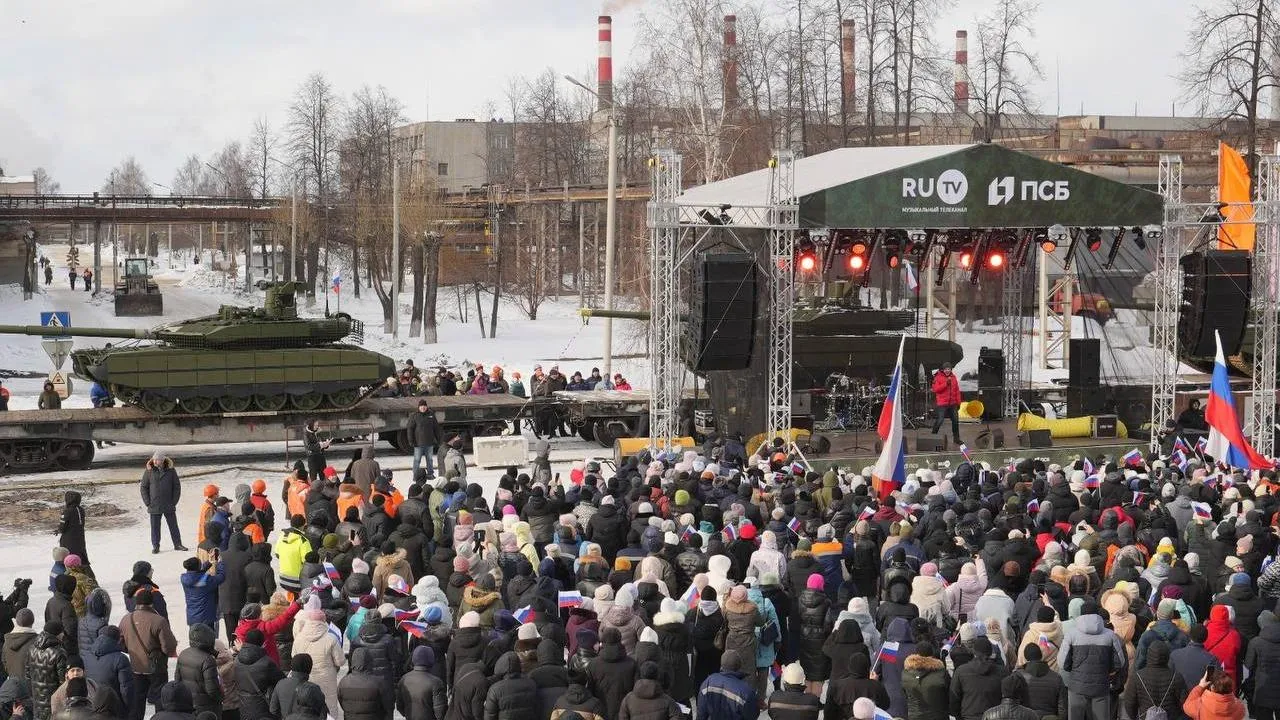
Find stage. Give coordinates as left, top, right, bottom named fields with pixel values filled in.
left=809, top=417, right=1145, bottom=473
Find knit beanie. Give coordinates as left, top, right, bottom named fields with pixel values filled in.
left=459, top=611, right=481, bottom=629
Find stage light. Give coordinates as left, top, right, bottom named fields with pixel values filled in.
left=1144, top=224, right=1163, bottom=239
left=799, top=252, right=817, bottom=272
left=849, top=254, right=865, bottom=271
left=796, top=239, right=818, bottom=274
left=851, top=237, right=869, bottom=255
left=959, top=250, right=974, bottom=269
left=986, top=249, right=1006, bottom=269
left=1086, top=228, right=1103, bottom=252
left=1130, top=226, right=1147, bottom=250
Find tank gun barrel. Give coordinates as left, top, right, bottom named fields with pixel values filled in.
left=579, top=308, right=683, bottom=321
left=0, top=325, right=154, bottom=340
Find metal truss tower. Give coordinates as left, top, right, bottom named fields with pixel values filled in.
left=647, top=149, right=683, bottom=449
left=1001, top=253, right=1026, bottom=418
left=1250, top=156, right=1279, bottom=457
left=1150, top=155, right=1184, bottom=450
left=766, top=150, right=799, bottom=443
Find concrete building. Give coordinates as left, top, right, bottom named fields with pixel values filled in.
left=0, top=174, right=35, bottom=195
left=392, top=119, right=514, bottom=193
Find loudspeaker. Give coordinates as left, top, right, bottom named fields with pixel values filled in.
left=979, top=388, right=1004, bottom=421
left=1020, top=429, right=1053, bottom=448
left=1067, top=386, right=1105, bottom=417
left=1069, top=338, right=1101, bottom=388
left=917, top=436, right=947, bottom=452
left=978, top=348, right=1005, bottom=389
left=684, top=253, right=757, bottom=371
left=1178, top=250, right=1252, bottom=357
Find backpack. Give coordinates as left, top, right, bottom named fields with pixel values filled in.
left=1134, top=670, right=1172, bottom=720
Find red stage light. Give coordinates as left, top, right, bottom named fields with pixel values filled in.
left=849, top=254, right=865, bottom=271
left=959, top=252, right=973, bottom=269
left=798, top=253, right=817, bottom=272
left=987, top=251, right=1005, bottom=269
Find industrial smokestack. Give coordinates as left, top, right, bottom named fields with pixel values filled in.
left=598, top=15, right=614, bottom=111
left=840, top=19, right=856, bottom=117
left=954, top=30, right=969, bottom=114
left=723, top=15, right=738, bottom=110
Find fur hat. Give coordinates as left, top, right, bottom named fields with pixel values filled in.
left=517, top=623, right=540, bottom=642
left=781, top=662, right=805, bottom=686
left=459, top=611, right=481, bottom=629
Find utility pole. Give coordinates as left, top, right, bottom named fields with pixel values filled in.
left=289, top=185, right=297, bottom=282
left=489, top=189, right=503, bottom=339
left=602, top=109, right=618, bottom=378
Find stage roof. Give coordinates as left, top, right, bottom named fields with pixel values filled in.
left=677, top=143, right=1165, bottom=229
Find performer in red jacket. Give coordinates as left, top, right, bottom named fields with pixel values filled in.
left=930, top=361, right=963, bottom=445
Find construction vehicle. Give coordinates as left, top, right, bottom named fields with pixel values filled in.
left=113, top=257, right=164, bottom=316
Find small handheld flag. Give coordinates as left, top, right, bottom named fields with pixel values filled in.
left=392, top=607, right=419, bottom=622
left=1192, top=501, right=1212, bottom=520
left=513, top=605, right=533, bottom=623
left=787, top=517, right=803, bottom=534
left=680, top=526, right=695, bottom=544
left=1196, top=436, right=1208, bottom=454
left=1083, top=474, right=1100, bottom=490
left=331, top=271, right=341, bottom=293
left=327, top=622, right=344, bottom=647
left=859, top=505, right=876, bottom=521
left=681, top=583, right=699, bottom=609
left=1132, top=491, right=1146, bottom=507
left=1122, top=448, right=1144, bottom=467
left=1174, top=436, right=1192, bottom=455
left=877, top=641, right=901, bottom=665
left=389, top=576, right=410, bottom=595
left=904, top=261, right=919, bottom=294
left=959, top=443, right=972, bottom=462
left=723, top=524, right=739, bottom=542
left=1171, top=449, right=1189, bottom=472
left=310, top=574, right=332, bottom=591
left=1026, top=498, right=1040, bottom=514
left=399, top=620, right=428, bottom=639
left=1081, top=457, right=1094, bottom=476
left=558, top=591, right=584, bottom=609
left=323, top=561, right=342, bottom=582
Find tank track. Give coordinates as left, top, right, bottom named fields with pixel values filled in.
left=111, top=383, right=384, bottom=419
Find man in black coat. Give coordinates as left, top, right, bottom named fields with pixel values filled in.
left=767, top=662, right=823, bottom=720
left=396, top=646, right=446, bottom=720
left=584, top=498, right=628, bottom=563
left=584, top=628, right=635, bottom=719
left=338, top=648, right=392, bottom=720
left=388, top=517, right=430, bottom=581
left=173, top=624, right=220, bottom=716
left=949, top=637, right=1008, bottom=720
left=241, top=545, right=276, bottom=605
left=140, top=452, right=186, bottom=553
left=482, top=651, right=538, bottom=720
left=268, top=653, right=314, bottom=720
left=217, top=534, right=253, bottom=644
left=406, top=401, right=442, bottom=481
left=284, top=682, right=328, bottom=720
left=234, top=630, right=283, bottom=720
left=444, top=660, right=488, bottom=720
left=44, top=576, right=79, bottom=659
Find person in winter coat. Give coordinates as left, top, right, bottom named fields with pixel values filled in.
left=56, top=493, right=88, bottom=567
left=1137, top=599, right=1192, bottom=670
left=878, top=617, right=917, bottom=719
left=234, top=599, right=300, bottom=666
left=458, top=577, right=503, bottom=631
left=1182, top=668, right=1245, bottom=720
left=445, top=660, right=488, bottom=720
left=217, top=533, right=253, bottom=645
left=268, top=653, right=316, bottom=720
left=828, top=653, right=892, bottom=720
left=696, top=649, right=757, bottom=720
left=3, top=609, right=38, bottom=683
left=396, top=647, right=446, bottom=720
left=1015, top=643, right=1065, bottom=720
left=1123, top=639, right=1187, bottom=720
left=483, top=650, right=538, bottom=720
left=1172, top=624, right=1223, bottom=689
left=284, top=682, right=329, bottom=720
left=58, top=557, right=96, bottom=620
left=406, top=401, right=442, bottom=480
left=79, top=625, right=132, bottom=710
left=290, top=607, right=344, bottom=720
left=179, top=557, right=225, bottom=633
left=1203, top=605, right=1242, bottom=687
left=119, top=588, right=177, bottom=719
left=795, top=573, right=832, bottom=694
left=1015, top=605, right=1063, bottom=671
left=979, top=674, right=1040, bottom=720
left=273, top=518, right=313, bottom=595
left=687, top=587, right=725, bottom=692
left=141, top=452, right=185, bottom=553
left=1058, top=601, right=1128, bottom=720
left=585, top=628, right=634, bottom=719
left=1245, top=619, right=1280, bottom=718
left=173, top=624, right=221, bottom=716
left=338, top=648, right=393, bottom=720
left=616, top=660, right=682, bottom=720
left=649, top=599, right=693, bottom=704
left=551, top=670, right=606, bottom=720
left=370, top=545, right=413, bottom=598
left=234, top=629, right=283, bottom=720
left=721, top=585, right=760, bottom=677
left=51, top=677, right=100, bottom=720
left=746, top=531, right=787, bottom=583
left=947, top=560, right=988, bottom=620
left=442, top=438, right=467, bottom=482
left=950, top=637, right=1009, bottom=720
left=44, top=577, right=78, bottom=660
left=75, top=591, right=109, bottom=660
left=150, top=681, right=194, bottom=720
left=26, top=622, right=68, bottom=720
left=349, top=448, right=381, bottom=499
left=598, top=587, right=646, bottom=655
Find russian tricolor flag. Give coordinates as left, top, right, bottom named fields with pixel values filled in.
left=558, top=591, right=584, bottom=608
left=1122, top=448, right=1144, bottom=467
left=1081, top=457, right=1094, bottom=476
left=872, top=335, right=907, bottom=502
left=681, top=582, right=699, bottom=609
left=878, top=640, right=900, bottom=665
left=959, top=443, right=972, bottom=462
left=1084, top=474, right=1100, bottom=490
left=513, top=605, right=533, bottom=623
left=723, top=524, right=738, bottom=542
left=1171, top=449, right=1189, bottom=472
left=1205, top=331, right=1274, bottom=470
left=1192, top=501, right=1213, bottom=520
left=859, top=505, right=875, bottom=520
left=1174, top=436, right=1193, bottom=455
left=787, top=517, right=802, bottom=534
left=400, top=620, right=428, bottom=638
left=1027, top=498, right=1040, bottom=514
left=323, top=562, right=342, bottom=582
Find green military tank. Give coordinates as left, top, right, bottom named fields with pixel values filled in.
left=0, top=283, right=396, bottom=415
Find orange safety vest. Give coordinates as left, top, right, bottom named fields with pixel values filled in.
left=371, top=488, right=404, bottom=518
left=243, top=521, right=265, bottom=545
left=336, top=484, right=365, bottom=524
left=197, top=501, right=214, bottom=545
left=287, top=480, right=311, bottom=520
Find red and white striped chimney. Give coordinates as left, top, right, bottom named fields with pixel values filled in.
left=954, top=30, right=969, bottom=114
left=840, top=19, right=856, bottom=116
left=598, top=15, right=614, bottom=110
left=723, top=15, right=738, bottom=109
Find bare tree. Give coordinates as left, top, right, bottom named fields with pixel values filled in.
left=208, top=141, right=252, bottom=196
left=1180, top=0, right=1280, bottom=179
left=32, top=167, right=60, bottom=194
left=343, top=84, right=405, bottom=315
left=247, top=118, right=276, bottom=199
left=967, top=0, right=1043, bottom=142
left=172, top=155, right=206, bottom=194
left=288, top=73, right=343, bottom=297
left=103, top=156, right=150, bottom=195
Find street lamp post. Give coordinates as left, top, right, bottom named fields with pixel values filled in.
left=565, top=75, right=619, bottom=379
left=392, top=159, right=401, bottom=339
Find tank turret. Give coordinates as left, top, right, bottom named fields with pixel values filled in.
left=0, top=284, right=395, bottom=415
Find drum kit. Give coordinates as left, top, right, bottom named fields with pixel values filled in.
left=815, top=372, right=888, bottom=432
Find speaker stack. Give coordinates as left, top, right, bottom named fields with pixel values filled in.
left=977, top=347, right=1005, bottom=421
left=1066, top=337, right=1102, bottom=417
left=1178, top=250, right=1252, bottom=357
left=683, top=253, right=758, bottom=371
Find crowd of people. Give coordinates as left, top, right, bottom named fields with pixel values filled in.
left=385, top=361, right=632, bottom=401
left=1, top=437, right=1277, bottom=720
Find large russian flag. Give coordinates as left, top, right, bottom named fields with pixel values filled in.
left=1205, top=330, right=1273, bottom=470
left=872, top=335, right=908, bottom=501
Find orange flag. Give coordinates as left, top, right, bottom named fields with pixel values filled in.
left=1218, top=142, right=1256, bottom=250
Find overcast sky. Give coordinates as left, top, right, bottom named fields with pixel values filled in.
left=2, top=0, right=1192, bottom=193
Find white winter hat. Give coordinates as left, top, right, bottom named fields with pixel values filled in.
left=782, top=662, right=805, bottom=686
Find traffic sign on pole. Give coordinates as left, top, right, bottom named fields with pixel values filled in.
left=41, top=339, right=74, bottom=370
left=40, top=311, right=71, bottom=339
left=48, top=371, right=72, bottom=400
